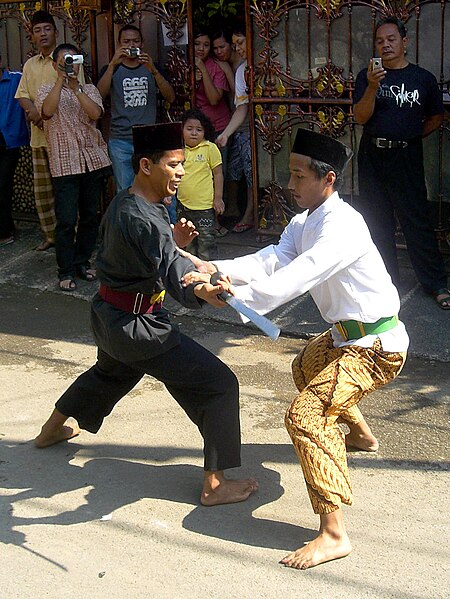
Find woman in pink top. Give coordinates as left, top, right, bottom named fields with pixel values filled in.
left=194, top=29, right=231, bottom=138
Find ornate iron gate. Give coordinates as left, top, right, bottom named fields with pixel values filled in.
left=245, top=0, right=449, bottom=251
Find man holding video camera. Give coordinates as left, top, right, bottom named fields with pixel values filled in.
left=353, top=17, right=448, bottom=310
left=35, top=44, right=111, bottom=292
left=97, top=24, right=175, bottom=192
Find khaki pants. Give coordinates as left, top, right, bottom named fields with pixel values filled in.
left=285, top=330, right=406, bottom=514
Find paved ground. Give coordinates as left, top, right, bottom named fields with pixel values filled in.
left=1, top=221, right=449, bottom=599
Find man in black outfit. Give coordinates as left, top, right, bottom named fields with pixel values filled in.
left=35, top=122, right=257, bottom=506
left=354, top=17, right=449, bottom=309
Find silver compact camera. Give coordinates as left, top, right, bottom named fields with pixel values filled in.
left=128, top=47, right=141, bottom=57
left=372, top=57, right=382, bottom=70
left=64, top=53, right=84, bottom=75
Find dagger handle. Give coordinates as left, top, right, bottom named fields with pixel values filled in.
left=210, top=271, right=232, bottom=302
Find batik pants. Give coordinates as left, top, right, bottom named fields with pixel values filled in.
left=32, top=147, right=56, bottom=243
left=285, top=330, right=405, bottom=514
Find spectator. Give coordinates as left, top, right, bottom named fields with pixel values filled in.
left=216, top=26, right=254, bottom=233
left=15, top=10, right=85, bottom=251
left=211, top=28, right=242, bottom=97
left=194, top=29, right=231, bottom=141
left=36, top=44, right=111, bottom=292
left=212, top=28, right=243, bottom=96
left=354, top=17, right=449, bottom=309
left=177, top=109, right=224, bottom=260
left=0, top=54, right=29, bottom=247
left=97, top=24, right=175, bottom=192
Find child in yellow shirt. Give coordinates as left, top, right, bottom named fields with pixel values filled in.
left=177, top=109, right=224, bottom=260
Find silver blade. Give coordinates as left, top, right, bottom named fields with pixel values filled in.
left=225, top=296, right=280, bottom=341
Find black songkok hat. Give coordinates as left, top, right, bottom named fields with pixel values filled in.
left=132, top=122, right=184, bottom=155
left=292, top=129, right=353, bottom=174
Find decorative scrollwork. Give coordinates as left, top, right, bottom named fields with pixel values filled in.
left=259, top=181, right=295, bottom=231
left=49, top=1, right=91, bottom=48
left=314, top=0, right=344, bottom=20
left=315, top=106, right=349, bottom=137
left=312, top=62, right=346, bottom=98
left=372, top=0, right=415, bottom=22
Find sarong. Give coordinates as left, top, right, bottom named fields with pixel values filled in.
left=285, top=330, right=405, bottom=514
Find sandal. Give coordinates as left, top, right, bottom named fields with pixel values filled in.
left=215, top=226, right=229, bottom=237
left=232, top=222, right=253, bottom=234
left=76, top=266, right=97, bottom=281
left=59, top=278, right=77, bottom=292
left=431, top=288, right=450, bottom=310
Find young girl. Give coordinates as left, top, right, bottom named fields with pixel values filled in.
left=177, top=109, right=224, bottom=260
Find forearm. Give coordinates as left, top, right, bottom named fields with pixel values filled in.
left=201, top=69, right=221, bottom=105
left=422, top=114, right=444, bottom=138
left=96, top=64, right=114, bottom=99
left=76, top=88, right=102, bottom=120
left=17, top=98, right=35, bottom=113
left=42, top=80, right=64, bottom=118
left=213, top=168, right=224, bottom=202
left=153, top=70, right=175, bottom=103
left=222, top=104, right=248, bottom=137
left=353, top=87, right=378, bottom=125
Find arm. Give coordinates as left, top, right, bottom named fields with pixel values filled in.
left=216, top=104, right=248, bottom=147
left=212, top=164, right=224, bottom=214
left=96, top=47, right=128, bottom=99
left=195, top=57, right=222, bottom=105
left=216, top=60, right=235, bottom=95
left=74, top=85, right=103, bottom=120
left=353, top=61, right=385, bottom=125
left=140, top=53, right=175, bottom=104
left=18, top=98, right=43, bottom=129
left=41, top=77, right=64, bottom=119
left=422, top=113, right=444, bottom=137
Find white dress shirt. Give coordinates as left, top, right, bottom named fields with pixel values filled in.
left=215, top=192, right=409, bottom=352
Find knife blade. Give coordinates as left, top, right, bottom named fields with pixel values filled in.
left=211, top=272, right=280, bottom=341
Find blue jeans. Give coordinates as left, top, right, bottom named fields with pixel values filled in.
left=52, top=168, right=106, bottom=280
left=108, top=138, right=134, bottom=192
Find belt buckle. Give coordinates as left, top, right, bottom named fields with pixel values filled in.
left=375, top=138, right=387, bottom=148
left=133, top=292, right=144, bottom=314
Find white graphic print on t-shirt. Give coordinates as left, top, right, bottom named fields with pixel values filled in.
left=123, top=77, right=148, bottom=107
left=378, top=83, right=421, bottom=108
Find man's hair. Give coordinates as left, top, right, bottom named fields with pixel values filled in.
left=52, top=43, right=79, bottom=63
left=118, top=24, right=142, bottom=43
left=181, top=108, right=215, bottom=142
left=131, top=151, right=165, bottom=175
left=309, top=158, right=344, bottom=191
left=375, top=17, right=407, bottom=38
left=31, top=10, right=56, bottom=30
left=211, top=28, right=232, bottom=45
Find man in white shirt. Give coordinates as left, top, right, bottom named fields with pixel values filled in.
left=181, top=129, right=409, bottom=569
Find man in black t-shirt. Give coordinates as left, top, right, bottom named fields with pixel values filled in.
left=354, top=17, right=449, bottom=309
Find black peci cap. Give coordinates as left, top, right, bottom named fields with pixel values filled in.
left=132, top=122, right=184, bottom=155
left=292, top=129, right=352, bottom=174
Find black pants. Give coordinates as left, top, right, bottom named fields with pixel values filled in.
left=0, top=146, right=20, bottom=238
left=52, top=169, right=104, bottom=280
left=356, top=134, right=447, bottom=293
left=56, top=332, right=241, bottom=472
left=177, top=205, right=218, bottom=261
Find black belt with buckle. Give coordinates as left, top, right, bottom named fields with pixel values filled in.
left=371, top=137, right=408, bottom=149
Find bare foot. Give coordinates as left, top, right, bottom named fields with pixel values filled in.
left=201, top=477, right=258, bottom=506
left=280, top=530, right=352, bottom=570
left=35, top=419, right=80, bottom=448
left=345, top=430, right=379, bottom=452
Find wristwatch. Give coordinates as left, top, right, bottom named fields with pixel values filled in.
left=75, top=85, right=83, bottom=96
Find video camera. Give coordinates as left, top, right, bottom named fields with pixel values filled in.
left=127, top=47, right=141, bottom=58
left=64, top=53, right=84, bottom=76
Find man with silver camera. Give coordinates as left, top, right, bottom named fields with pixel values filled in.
left=35, top=43, right=111, bottom=292
left=354, top=17, right=448, bottom=310
left=97, top=24, right=175, bottom=192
